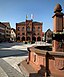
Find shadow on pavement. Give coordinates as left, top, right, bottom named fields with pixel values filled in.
left=0, top=49, right=28, bottom=58
left=0, top=42, right=23, bottom=49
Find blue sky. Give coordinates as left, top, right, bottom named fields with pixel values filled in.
left=0, top=0, right=64, bottom=32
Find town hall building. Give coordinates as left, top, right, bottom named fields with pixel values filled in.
left=16, top=20, right=42, bottom=43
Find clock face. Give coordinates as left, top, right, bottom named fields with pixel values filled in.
left=55, top=58, right=64, bottom=70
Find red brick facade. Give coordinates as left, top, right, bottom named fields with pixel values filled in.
left=16, top=20, right=42, bottom=42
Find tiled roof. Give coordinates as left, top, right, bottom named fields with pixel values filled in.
left=33, top=21, right=42, bottom=24
left=0, top=22, right=6, bottom=27
left=16, top=22, right=25, bottom=25
left=16, top=20, right=43, bottom=25
left=2, top=22, right=10, bottom=28
left=2, top=22, right=10, bottom=26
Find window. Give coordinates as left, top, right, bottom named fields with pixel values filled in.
left=12, top=31, right=13, bottom=33
left=38, top=27, right=40, bottom=31
left=17, top=37, right=20, bottom=40
left=33, top=33, right=36, bottom=35
left=38, top=33, right=40, bottom=35
left=22, top=27, right=24, bottom=31
left=6, top=31, right=8, bottom=33
left=18, top=27, right=20, bottom=31
left=47, top=32, right=52, bottom=38
left=33, top=27, right=35, bottom=31
left=22, top=33, right=25, bottom=35
left=27, top=26, right=30, bottom=31
left=28, top=33, right=31, bottom=36
left=18, top=33, right=20, bottom=35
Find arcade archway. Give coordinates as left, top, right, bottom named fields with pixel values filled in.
left=32, top=37, right=36, bottom=42
left=37, top=37, right=41, bottom=41
left=22, top=37, right=25, bottom=41
left=27, top=37, right=31, bottom=41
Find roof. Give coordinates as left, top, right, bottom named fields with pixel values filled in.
left=0, top=22, right=6, bottom=27
left=54, top=4, right=62, bottom=13
left=45, top=29, right=53, bottom=34
left=33, top=21, right=43, bottom=25
left=2, top=22, right=11, bottom=28
left=2, top=22, right=10, bottom=25
left=11, top=28, right=16, bottom=33
left=16, top=22, right=25, bottom=25
left=16, top=20, right=43, bottom=25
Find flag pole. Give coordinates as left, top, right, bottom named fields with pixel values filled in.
left=26, top=14, right=28, bottom=20
left=31, top=14, right=34, bottom=20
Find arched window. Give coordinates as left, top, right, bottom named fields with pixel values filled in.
left=32, top=37, right=36, bottom=42
left=37, top=37, right=41, bottom=41
left=17, top=37, right=20, bottom=40
left=27, top=37, right=31, bottom=41
left=22, top=37, right=25, bottom=41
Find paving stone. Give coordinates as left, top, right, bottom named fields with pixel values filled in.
left=0, top=66, right=8, bottom=77
left=0, top=59, right=24, bottom=77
